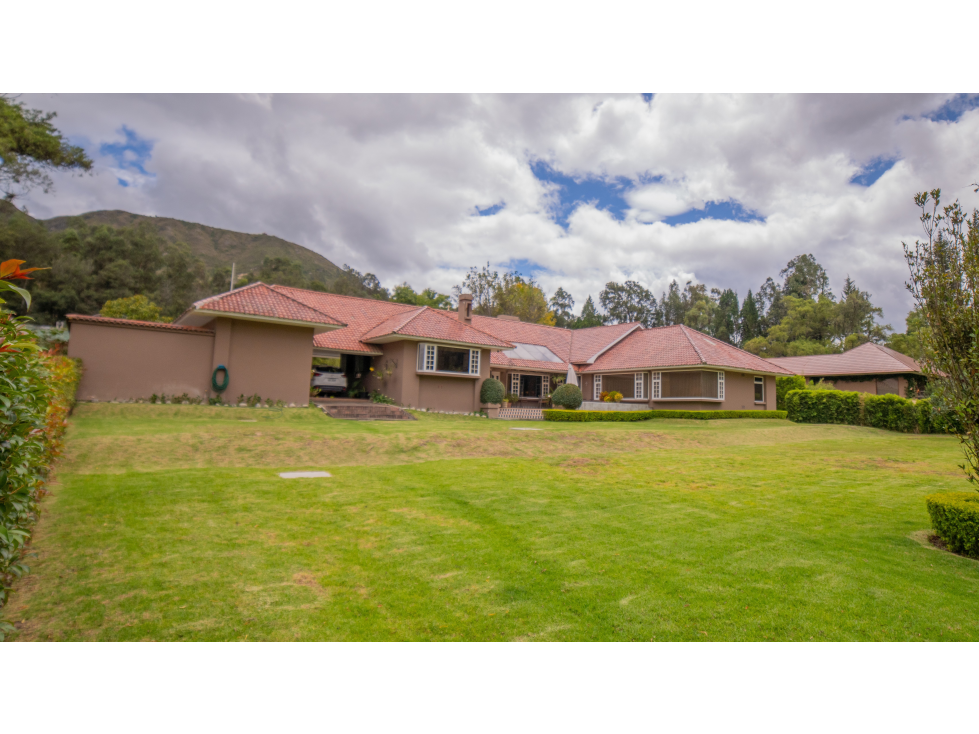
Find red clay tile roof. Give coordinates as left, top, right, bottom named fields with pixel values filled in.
left=272, top=287, right=510, bottom=353
left=187, top=283, right=344, bottom=327
left=581, top=324, right=793, bottom=374
left=68, top=314, right=214, bottom=334
left=472, top=315, right=639, bottom=366
left=472, top=315, right=573, bottom=361
left=275, top=287, right=421, bottom=354
left=569, top=322, right=642, bottom=363
left=360, top=306, right=513, bottom=348
left=767, top=342, right=923, bottom=376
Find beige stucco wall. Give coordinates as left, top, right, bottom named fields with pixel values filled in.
left=68, top=317, right=315, bottom=405
left=221, top=319, right=315, bottom=405
left=68, top=321, right=214, bottom=401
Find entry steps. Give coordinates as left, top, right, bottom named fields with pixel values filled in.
left=319, top=403, right=416, bottom=421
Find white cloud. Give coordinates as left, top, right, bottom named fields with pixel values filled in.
left=19, top=93, right=979, bottom=327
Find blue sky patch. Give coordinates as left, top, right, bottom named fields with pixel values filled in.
left=641, top=93, right=654, bottom=103
left=662, top=200, right=764, bottom=226
left=532, top=161, right=633, bottom=227
left=850, top=156, right=898, bottom=187
left=100, top=126, right=155, bottom=179
left=924, top=94, right=979, bottom=123
left=502, top=258, right=544, bottom=279
left=476, top=202, right=505, bottom=216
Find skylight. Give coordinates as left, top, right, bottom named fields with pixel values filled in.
left=502, top=342, right=564, bottom=363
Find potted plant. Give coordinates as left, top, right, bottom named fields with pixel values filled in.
left=504, top=392, right=521, bottom=408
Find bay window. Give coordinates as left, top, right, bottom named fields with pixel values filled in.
left=417, top=344, right=482, bottom=375
left=655, top=370, right=726, bottom=400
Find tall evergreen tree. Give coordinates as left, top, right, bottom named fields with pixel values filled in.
left=573, top=295, right=605, bottom=328
left=659, top=280, right=685, bottom=325
left=738, top=289, right=761, bottom=344
left=711, top=288, right=740, bottom=344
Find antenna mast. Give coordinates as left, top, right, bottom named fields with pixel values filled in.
left=230, top=263, right=236, bottom=292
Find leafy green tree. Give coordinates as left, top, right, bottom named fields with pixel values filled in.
left=573, top=295, right=606, bottom=328
left=887, top=305, right=929, bottom=359
left=251, top=256, right=308, bottom=289
left=600, top=280, right=657, bottom=326
left=100, top=294, right=168, bottom=322
left=331, top=265, right=389, bottom=300
left=834, top=275, right=890, bottom=349
left=904, top=188, right=979, bottom=484
left=781, top=253, right=832, bottom=300
left=0, top=96, right=92, bottom=202
left=756, top=277, right=786, bottom=335
left=392, top=282, right=453, bottom=309
left=549, top=287, right=575, bottom=327
left=455, top=264, right=552, bottom=323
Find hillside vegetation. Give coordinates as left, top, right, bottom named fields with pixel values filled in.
left=43, top=209, right=343, bottom=284
left=0, top=202, right=387, bottom=323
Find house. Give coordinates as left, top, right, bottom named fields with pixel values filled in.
left=67, top=282, right=791, bottom=413
left=766, top=342, right=925, bottom=398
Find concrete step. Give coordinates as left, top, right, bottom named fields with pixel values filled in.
left=320, top=404, right=416, bottom=421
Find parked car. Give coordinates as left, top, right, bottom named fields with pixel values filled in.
left=312, top=367, right=347, bottom=395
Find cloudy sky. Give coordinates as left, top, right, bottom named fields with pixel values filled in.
left=19, top=93, right=979, bottom=327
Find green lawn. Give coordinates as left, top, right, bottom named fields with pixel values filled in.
left=5, top=403, right=978, bottom=641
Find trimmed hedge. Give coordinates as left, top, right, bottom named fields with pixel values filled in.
left=543, top=409, right=788, bottom=422
left=925, top=492, right=979, bottom=558
left=865, top=393, right=919, bottom=433
left=776, top=375, right=806, bottom=411
left=785, top=389, right=958, bottom=435
left=784, top=389, right=862, bottom=425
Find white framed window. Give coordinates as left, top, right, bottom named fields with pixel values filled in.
left=511, top=373, right=520, bottom=394
left=594, top=374, right=602, bottom=400
left=542, top=375, right=550, bottom=398
left=652, top=372, right=661, bottom=400
left=718, top=371, right=725, bottom=400
left=417, top=343, right=481, bottom=375
left=634, top=373, right=645, bottom=400
left=754, top=376, right=765, bottom=403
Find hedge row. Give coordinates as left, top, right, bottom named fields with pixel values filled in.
left=785, top=389, right=960, bottom=434
left=0, top=314, right=80, bottom=620
left=543, top=409, right=788, bottom=422
left=925, top=492, right=979, bottom=558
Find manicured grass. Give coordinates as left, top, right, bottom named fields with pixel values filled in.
left=5, top=403, right=978, bottom=641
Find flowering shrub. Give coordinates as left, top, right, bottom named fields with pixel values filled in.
left=1, top=260, right=80, bottom=628
left=603, top=391, right=623, bottom=403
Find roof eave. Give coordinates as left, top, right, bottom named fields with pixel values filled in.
left=179, top=309, right=345, bottom=334
left=363, top=333, right=512, bottom=350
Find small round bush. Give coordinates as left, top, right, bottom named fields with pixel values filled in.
left=480, top=377, right=505, bottom=405
left=550, top=383, right=582, bottom=410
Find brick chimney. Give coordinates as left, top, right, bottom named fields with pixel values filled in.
left=457, top=293, right=473, bottom=325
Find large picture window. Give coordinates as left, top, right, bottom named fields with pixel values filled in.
left=417, top=344, right=481, bottom=375
left=597, top=373, right=647, bottom=400
left=658, top=370, right=724, bottom=400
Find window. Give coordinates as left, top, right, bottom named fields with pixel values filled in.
left=718, top=371, right=725, bottom=400
left=511, top=373, right=520, bottom=395
left=634, top=373, right=645, bottom=400
left=543, top=375, right=550, bottom=398
left=658, top=371, right=721, bottom=400
left=594, top=374, right=602, bottom=400
left=754, top=376, right=765, bottom=403
left=417, top=344, right=481, bottom=375
left=652, top=372, right=661, bottom=399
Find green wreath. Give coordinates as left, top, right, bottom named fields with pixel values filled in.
left=211, top=364, right=229, bottom=392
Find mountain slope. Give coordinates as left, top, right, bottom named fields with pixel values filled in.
left=42, top=210, right=344, bottom=283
